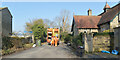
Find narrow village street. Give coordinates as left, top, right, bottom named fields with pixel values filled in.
left=2, top=42, right=78, bottom=58
left=2, top=42, right=118, bottom=58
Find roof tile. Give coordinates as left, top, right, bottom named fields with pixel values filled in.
left=73, top=15, right=101, bottom=28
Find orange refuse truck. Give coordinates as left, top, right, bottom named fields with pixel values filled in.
left=47, top=28, right=60, bottom=46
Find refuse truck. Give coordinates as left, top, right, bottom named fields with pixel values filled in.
left=47, top=28, right=60, bottom=45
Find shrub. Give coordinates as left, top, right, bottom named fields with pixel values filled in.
left=11, top=37, right=24, bottom=48
left=23, top=43, right=33, bottom=48
left=41, top=36, right=47, bottom=43
left=60, top=32, right=69, bottom=41
left=64, top=34, right=72, bottom=44
left=103, top=29, right=110, bottom=32
left=2, top=48, right=15, bottom=55
left=93, top=32, right=114, bottom=36
left=71, top=33, right=83, bottom=48
left=2, top=36, right=14, bottom=50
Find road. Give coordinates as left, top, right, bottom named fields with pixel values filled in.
left=2, top=42, right=119, bottom=58
left=2, top=42, right=78, bottom=58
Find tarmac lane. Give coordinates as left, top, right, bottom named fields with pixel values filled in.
left=2, top=42, right=119, bottom=60
left=2, top=42, right=78, bottom=58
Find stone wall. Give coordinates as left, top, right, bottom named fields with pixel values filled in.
left=114, top=27, right=120, bottom=52
left=99, top=23, right=110, bottom=32
left=73, top=23, right=79, bottom=36
left=93, top=33, right=114, bottom=52
left=79, top=29, right=98, bottom=33
left=110, top=15, right=119, bottom=32
left=82, top=32, right=114, bottom=52
left=99, top=14, right=119, bottom=32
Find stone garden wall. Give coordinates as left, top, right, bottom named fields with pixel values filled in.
left=93, top=33, right=114, bottom=52
left=114, top=27, right=120, bottom=53
left=83, top=32, right=114, bottom=52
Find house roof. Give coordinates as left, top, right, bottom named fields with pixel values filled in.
left=0, top=7, right=13, bottom=18
left=73, top=15, right=101, bottom=29
left=0, top=7, right=8, bottom=10
left=98, top=3, right=120, bottom=25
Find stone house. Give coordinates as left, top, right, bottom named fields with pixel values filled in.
left=98, top=3, right=120, bottom=32
left=71, top=2, right=120, bottom=52
left=71, top=9, right=101, bottom=36
left=0, top=7, right=12, bottom=49
left=0, top=7, right=12, bottom=37
left=71, top=2, right=120, bottom=35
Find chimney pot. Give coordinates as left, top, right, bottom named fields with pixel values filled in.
left=88, top=8, right=92, bottom=16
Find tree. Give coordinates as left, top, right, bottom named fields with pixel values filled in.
left=55, top=10, right=71, bottom=33
left=25, top=19, right=46, bottom=41
left=43, top=19, right=57, bottom=28
left=32, top=25, right=45, bottom=40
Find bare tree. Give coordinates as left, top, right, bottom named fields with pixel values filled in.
left=55, top=10, right=71, bottom=33
left=43, top=19, right=57, bottom=28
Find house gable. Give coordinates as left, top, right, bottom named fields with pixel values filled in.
left=110, top=12, right=120, bottom=31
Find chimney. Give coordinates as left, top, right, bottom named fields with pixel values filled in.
left=88, top=8, right=92, bottom=16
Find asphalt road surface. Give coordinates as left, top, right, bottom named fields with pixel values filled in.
left=2, top=42, right=78, bottom=58
left=2, top=42, right=119, bottom=58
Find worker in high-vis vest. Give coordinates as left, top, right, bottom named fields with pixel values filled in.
left=51, top=36, right=55, bottom=46
left=55, top=36, right=58, bottom=47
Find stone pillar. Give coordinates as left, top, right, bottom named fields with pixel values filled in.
left=83, top=33, right=87, bottom=52
left=84, top=32, right=93, bottom=52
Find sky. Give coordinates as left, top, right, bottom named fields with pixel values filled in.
left=1, top=2, right=119, bottom=32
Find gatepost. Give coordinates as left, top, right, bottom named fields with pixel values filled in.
left=83, top=32, right=93, bottom=53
